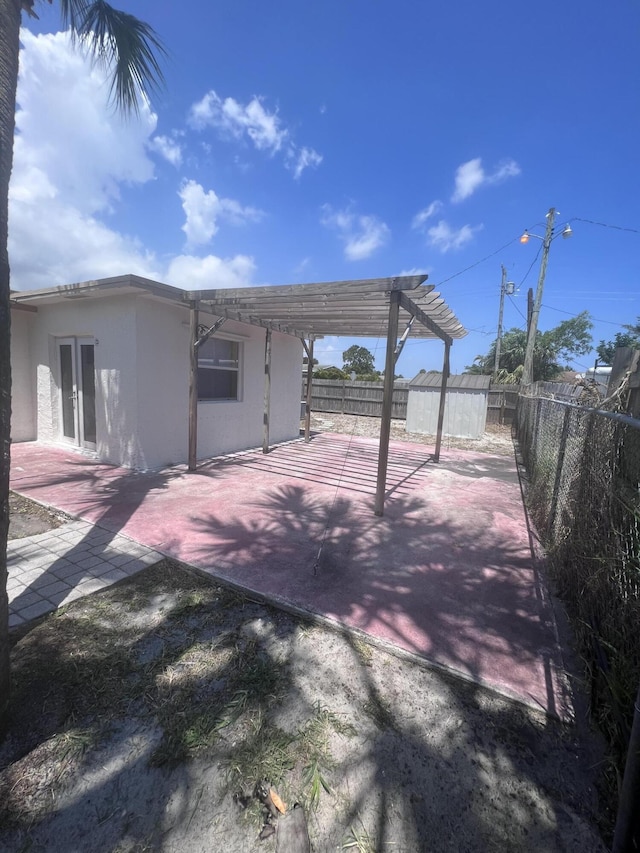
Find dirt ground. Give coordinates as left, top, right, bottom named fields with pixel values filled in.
left=305, top=414, right=515, bottom=457
left=8, top=492, right=71, bottom=540
left=2, top=554, right=608, bottom=851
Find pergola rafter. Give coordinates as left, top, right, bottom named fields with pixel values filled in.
left=189, top=274, right=467, bottom=515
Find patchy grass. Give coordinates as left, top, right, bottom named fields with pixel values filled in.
left=1, top=561, right=354, bottom=833
left=1, top=559, right=609, bottom=852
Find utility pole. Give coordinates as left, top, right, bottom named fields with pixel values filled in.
left=521, top=207, right=556, bottom=386
left=493, top=266, right=507, bottom=380
left=493, top=266, right=514, bottom=380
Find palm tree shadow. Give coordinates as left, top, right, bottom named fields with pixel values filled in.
left=184, top=480, right=568, bottom=719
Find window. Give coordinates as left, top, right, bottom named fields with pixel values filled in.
left=197, top=337, right=240, bottom=401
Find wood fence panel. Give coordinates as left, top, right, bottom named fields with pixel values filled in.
left=487, top=383, right=520, bottom=425
left=303, top=380, right=408, bottom=418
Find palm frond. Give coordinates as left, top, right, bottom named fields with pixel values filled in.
left=69, top=1, right=167, bottom=115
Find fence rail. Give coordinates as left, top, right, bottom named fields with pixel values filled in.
left=486, top=383, right=520, bottom=425
left=303, top=379, right=409, bottom=419
left=305, top=379, right=519, bottom=425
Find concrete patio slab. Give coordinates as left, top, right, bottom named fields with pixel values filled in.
left=9, top=435, right=567, bottom=716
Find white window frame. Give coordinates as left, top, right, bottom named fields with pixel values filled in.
left=197, top=335, right=243, bottom=402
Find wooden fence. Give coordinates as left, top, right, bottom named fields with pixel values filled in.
left=486, top=384, right=520, bottom=425
left=304, top=379, right=521, bottom=426
left=303, top=379, right=409, bottom=419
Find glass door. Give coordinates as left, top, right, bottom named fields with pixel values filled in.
left=57, top=338, right=96, bottom=449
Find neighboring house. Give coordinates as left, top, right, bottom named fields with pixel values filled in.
left=9, top=275, right=302, bottom=470
left=406, top=371, right=490, bottom=439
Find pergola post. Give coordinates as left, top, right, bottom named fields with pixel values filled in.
left=375, top=291, right=401, bottom=516
left=188, top=301, right=198, bottom=471
left=302, top=337, right=314, bottom=442
left=263, top=328, right=272, bottom=453
left=434, top=341, right=451, bottom=462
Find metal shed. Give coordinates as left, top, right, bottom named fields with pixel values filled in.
left=407, top=372, right=490, bottom=440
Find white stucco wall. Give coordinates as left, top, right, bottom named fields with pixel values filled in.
left=268, top=331, right=304, bottom=444
left=25, top=296, right=141, bottom=465
left=195, top=324, right=302, bottom=459
left=134, top=297, right=190, bottom=469
left=9, top=308, right=37, bottom=442
left=15, top=290, right=304, bottom=469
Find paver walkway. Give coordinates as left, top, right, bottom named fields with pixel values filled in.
left=9, top=436, right=569, bottom=717
left=8, top=520, right=161, bottom=628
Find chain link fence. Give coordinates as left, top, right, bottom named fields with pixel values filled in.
left=515, top=394, right=640, bottom=771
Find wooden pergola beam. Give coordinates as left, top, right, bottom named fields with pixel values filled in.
left=188, top=302, right=198, bottom=471
left=263, top=328, right=272, bottom=454
left=302, top=338, right=314, bottom=443
left=397, top=291, right=453, bottom=346
left=190, top=274, right=428, bottom=303
left=434, top=342, right=451, bottom=462
left=375, top=291, right=401, bottom=516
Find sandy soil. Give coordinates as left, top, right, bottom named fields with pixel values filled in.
left=304, top=414, right=515, bottom=456
left=8, top=493, right=71, bottom=540
left=1, top=554, right=608, bottom=852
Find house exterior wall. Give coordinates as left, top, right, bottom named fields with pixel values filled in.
left=22, top=296, right=141, bottom=465
left=9, top=308, right=37, bottom=441
left=134, top=297, right=190, bottom=469
left=406, top=387, right=488, bottom=439
left=12, top=293, right=303, bottom=469
left=195, top=325, right=302, bottom=460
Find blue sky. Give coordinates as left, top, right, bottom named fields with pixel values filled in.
left=9, top=0, right=640, bottom=377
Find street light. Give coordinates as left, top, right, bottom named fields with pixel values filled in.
left=520, top=207, right=573, bottom=385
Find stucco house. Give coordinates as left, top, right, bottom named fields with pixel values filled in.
left=9, top=272, right=466, bottom=511
left=10, top=275, right=302, bottom=470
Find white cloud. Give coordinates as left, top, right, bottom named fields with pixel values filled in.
left=149, top=134, right=183, bottom=167
left=179, top=179, right=263, bottom=247
left=491, top=160, right=521, bottom=183
left=8, top=31, right=259, bottom=294
left=189, top=89, right=322, bottom=179
left=451, top=157, right=521, bottom=202
left=9, top=30, right=161, bottom=288
left=189, top=90, right=288, bottom=152
left=399, top=267, right=430, bottom=277
left=411, top=200, right=442, bottom=230
left=427, top=220, right=483, bottom=252
left=321, top=205, right=390, bottom=261
left=451, top=158, right=485, bottom=203
left=165, top=253, right=256, bottom=290
left=287, top=146, right=323, bottom=180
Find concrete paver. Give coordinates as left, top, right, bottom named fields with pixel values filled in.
left=7, top=519, right=162, bottom=629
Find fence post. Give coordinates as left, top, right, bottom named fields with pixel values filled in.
left=548, top=406, right=571, bottom=537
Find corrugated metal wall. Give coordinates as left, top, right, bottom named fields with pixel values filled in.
left=406, top=387, right=489, bottom=438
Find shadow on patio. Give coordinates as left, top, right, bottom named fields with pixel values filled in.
left=10, top=434, right=568, bottom=716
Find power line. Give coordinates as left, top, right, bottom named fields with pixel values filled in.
left=542, top=302, right=636, bottom=328
left=430, top=235, right=521, bottom=289
left=571, top=217, right=640, bottom=235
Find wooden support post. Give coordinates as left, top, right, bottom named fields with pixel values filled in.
left=188, top=302, right=199, bottom=471
left=375, top=291, right=400, bottom=516
left=434, top=341, right=450, bottom=462
left=303, top=338, right=314, bottom=443
left=263, top=328, right=272, bottom=454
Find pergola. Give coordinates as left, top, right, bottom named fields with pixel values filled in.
left=188, top=274, right=467, bottom=515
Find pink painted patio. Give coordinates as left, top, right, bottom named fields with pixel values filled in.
left=10, top=433, right=568, bottom=717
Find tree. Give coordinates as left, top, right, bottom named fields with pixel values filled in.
left=342, top=345, right=376, bottom=376
left=0, top=0, right=165, bottom=734
left=596, top=318, right=640, bottom=364
left=314, top=366, right=348, bottom=380
left=466, top=311, right=593, bottom=382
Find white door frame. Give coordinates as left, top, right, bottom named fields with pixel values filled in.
left=57, top=337, right=97, bottom=450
